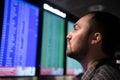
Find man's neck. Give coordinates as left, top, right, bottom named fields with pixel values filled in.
left=80, top=52, right=108, bottom=71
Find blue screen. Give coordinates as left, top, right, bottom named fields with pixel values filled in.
left=0, top=0, right=39, bottom=76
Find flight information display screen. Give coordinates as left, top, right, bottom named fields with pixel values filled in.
left=40, top=10, right=65, bottom=75
left=0, top=0, right=39, bottom=76
left=66, top=21, right=83, bottom=75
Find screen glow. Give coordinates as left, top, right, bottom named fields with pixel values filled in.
left=43, top=3, right=66, bottom=18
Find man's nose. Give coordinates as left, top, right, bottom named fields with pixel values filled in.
left=66, top=32, right=72, bottom=40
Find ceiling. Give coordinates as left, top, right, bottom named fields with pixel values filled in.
left=46, top=0, right=120, bottom=18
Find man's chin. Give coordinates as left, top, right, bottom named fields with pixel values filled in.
left=66, top=50, right=72, bottom=56
left=66, top=51, right=81, bottom=61
left=66, top=51, right=75, bottom=59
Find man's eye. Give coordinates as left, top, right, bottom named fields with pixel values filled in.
left=74, top=25, right=79, bottom=30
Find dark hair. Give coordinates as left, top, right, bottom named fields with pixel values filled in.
left=87, top=11, right=120, bottom=56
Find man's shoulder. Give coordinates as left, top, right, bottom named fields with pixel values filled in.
left=93, top=64, right=120, bottom=80
left=97, top=64, right=120, bottom=74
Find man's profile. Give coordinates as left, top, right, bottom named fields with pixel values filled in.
left=66, top=11, right=120, bottom=80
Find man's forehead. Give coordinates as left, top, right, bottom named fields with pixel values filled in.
left=75, top=14, right=94, bottom=24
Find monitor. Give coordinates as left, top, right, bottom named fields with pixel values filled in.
left=0, top=0, right=39, bottom=76
left=40, top=10, right=65, bottom=76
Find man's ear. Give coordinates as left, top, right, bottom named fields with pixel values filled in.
left=91, top=32, right=102, bottom=44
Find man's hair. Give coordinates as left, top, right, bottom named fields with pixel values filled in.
left=87, top=11, right=120, bottom=56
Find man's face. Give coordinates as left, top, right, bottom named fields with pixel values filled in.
left=66, top=14, right=94, bottom=61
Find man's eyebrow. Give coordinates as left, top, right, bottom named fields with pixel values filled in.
left=74, top=23, right=77, bottom=26
left=74, top=23, right=80, bottom=28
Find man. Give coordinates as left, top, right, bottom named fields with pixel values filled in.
left=66, top=11, right=120, bottom=80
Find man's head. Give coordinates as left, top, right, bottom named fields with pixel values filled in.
left=66, top=11, right=120, bottom=61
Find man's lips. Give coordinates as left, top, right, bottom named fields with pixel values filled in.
left=67, top=42, right=72, bottom=49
